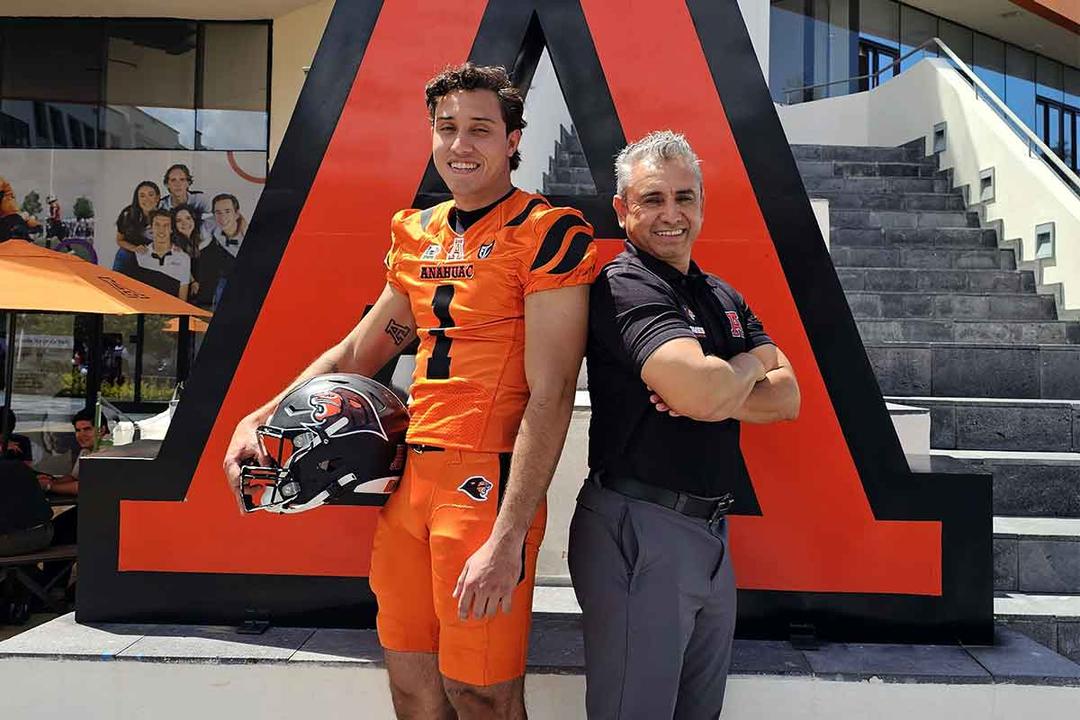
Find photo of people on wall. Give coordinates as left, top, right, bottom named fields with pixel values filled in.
left=2, top=149, right=265, bottom=313
left=110, top=162, right=252, bottom=309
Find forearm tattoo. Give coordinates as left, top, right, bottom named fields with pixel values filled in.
left=385, top=319, right=410, bottom=346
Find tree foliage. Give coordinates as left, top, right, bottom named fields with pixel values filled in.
left=73, top=196, right=94, bottom=220
left=21, top=190, right=42, bottom=217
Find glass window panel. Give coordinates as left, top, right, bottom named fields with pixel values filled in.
left=820, top=0, right=855, bottom=98
left=1036, top=56, right=1064, bottom=104
left=141, top=316, right=178, bottom=401
left=1, top=21, right=102, bottom=148
left=1064, top=112, right=1075, bottom=168
left=67, top=116, right=84, bottom=149
left=3, top=313, right=86, bottom=469
left=197, top=23, right=269, bottom=150
left=1049, top=105, right=1062, bottom=155
left=938, top=20, right=972, bottom=66
left=33, top=102, right=48, bottom=138
left=860, top=0, right=900, bottom=48
left=104, top=21, right=196, bottom=149
left=973, top=34, right=1006, bottom=100
left=1006, top=45, right=1037, bottom=131
left=0, top=110, right=30, bottom=147
left=899, top=5, right=937, bottom=72
left=1066, top=66, right=1080, bottom=109
left=770, top=0, right=811, bottom=102
left=1036, top=100, right=1046, bottom=142
left=49, top=107, right=68, bottom=147
left=101, top=316, right=137, bottom=402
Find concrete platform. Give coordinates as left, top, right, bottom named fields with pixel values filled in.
left=2, top=612, right=1080, bottom=719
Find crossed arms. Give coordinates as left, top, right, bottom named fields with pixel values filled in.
left=643, top=338, right=801, bottom=423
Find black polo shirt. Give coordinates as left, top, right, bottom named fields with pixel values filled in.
left=586, top=241, right=773, bottom=497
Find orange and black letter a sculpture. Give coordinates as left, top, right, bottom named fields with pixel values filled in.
left=81, top=0, right=991, bottom=642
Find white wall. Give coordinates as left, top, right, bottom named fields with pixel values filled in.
left=738, top=0, right=770, bottom=80
left=778, top=58, right=1080, bottom=311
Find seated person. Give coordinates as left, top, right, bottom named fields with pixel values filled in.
left=39, top=409, right=109, bottom=497
left=1, top=409, right=33, bottom=466
left=0, top=460, right=53, bottom=557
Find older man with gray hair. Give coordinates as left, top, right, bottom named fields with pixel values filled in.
left=569, top=130, right=800, bottom=719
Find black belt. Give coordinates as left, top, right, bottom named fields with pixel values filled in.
left=592, top=471, right=734, bottom=524
left=410, top=444, right=444, bottom=453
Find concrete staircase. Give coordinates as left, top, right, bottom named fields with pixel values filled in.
left=541, top=125, right=596, bottom=196
left=796, top=141, right=1080, bottom=662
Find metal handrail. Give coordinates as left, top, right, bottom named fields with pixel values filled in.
left=783, top=38, right=1080, bottom=197
left=783, top=37, right=937, bottom=101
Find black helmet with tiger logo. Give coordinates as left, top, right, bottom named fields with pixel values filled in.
left=239, top=374, right=408, bottom=513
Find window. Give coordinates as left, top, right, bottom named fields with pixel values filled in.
left=0, top=18, right=269, bottom=152
left=768, top=0, right=858, bottom=103
left=973, top=33, right=1006, bottom=100
left=769, top=0, right=812, bottom=103
left=1037, top=96, right=1078, bottom=172
left=937, top=20, right=972, bottom=66
left=0, top=21, right=102, bottom=149
left=104, top=21, right=197, bottom=150
left=0, top=111, right=29, bottom=146
left=197, top=23, right=270, bottom=151
left=1037, top=56, right=1065, bottom=104
left=898, top=5, right=937, bottom=72
left=858, top=39, right=899, bottom=91
left=1006, top=46, right=1037, bottom=130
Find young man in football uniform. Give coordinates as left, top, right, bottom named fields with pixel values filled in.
left=224, top=64, right=596, bottom=719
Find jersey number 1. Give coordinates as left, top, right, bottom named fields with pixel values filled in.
left=427, top=284, right=456, bottom=379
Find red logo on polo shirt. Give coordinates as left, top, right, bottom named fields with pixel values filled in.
left=725, top=311, right=743, bottom=338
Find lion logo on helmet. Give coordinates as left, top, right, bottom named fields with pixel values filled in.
left=308, top=387, right=386, bottom=439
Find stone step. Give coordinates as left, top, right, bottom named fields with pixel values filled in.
left=803, top=175, right=950, bottom=194
left=857, top=318, right=1079, bottom=344
left=839, top=267, right=1036, bottom=294
left=7, top=613, right=1080, bottom=718
left=797, top=160, right=939, bottom=178
left=866, top=343, right=1080, bottom=399
left=813, top=192, right=967, bottom=212
left=996, top=592, right=1080, bottom=663
left=929, top=449, right=1080, bottom=519
left=896, top=398, right=1080, bottom=452
left=791, top=144, right=925, bottom=163
left=831, top=227, right=997, bottom=248
left=994, top=517, right=1080, bottom=596
left=546, top=165, right=594, bottom=184
left=831, top=210, right=981, bottom=229
left=847, top=292, right=1053, bottom=320
left=831, top=246, right=1014, bottom=270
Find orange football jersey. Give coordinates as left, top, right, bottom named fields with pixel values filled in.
left=385, top=189, right=597, bottom=452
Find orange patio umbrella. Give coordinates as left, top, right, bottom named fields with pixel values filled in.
left=0, top=240, right=210, bottom=437
left=163, top=316, right=211, bottom=333
left=0, top=240, right=211, bottom=317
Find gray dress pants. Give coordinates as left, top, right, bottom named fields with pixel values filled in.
left=568, top=478, right=736, bottom=720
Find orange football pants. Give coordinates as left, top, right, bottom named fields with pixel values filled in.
left=369, top=446, right=546, bottom=686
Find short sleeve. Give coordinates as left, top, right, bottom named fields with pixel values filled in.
left=523, top=206, right=598, bottom=295
left=729, top=286, right=773, bottom=349
left=180, top=254, right=192, bottom=284
left=597, top=266, right=696, bottom=373
left=384, top=210, right=410, bottom=294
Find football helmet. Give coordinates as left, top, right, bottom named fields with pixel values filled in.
left=240, top=374, right=408, bottom=514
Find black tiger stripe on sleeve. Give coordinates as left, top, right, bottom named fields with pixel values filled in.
left=530, top=214, right=590, bottom=271
left=505, top=198, right=548, bottom=227
left=548, top=231, right=594, bottom=274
